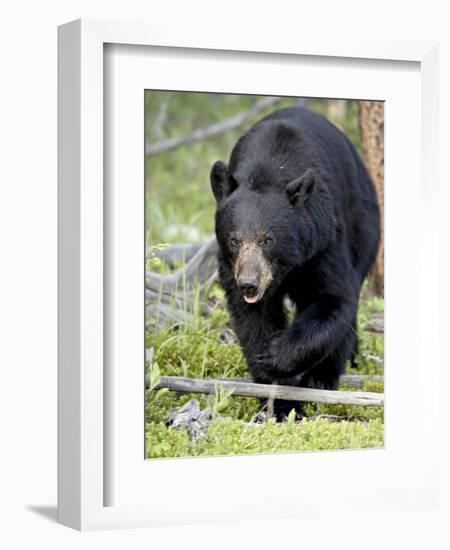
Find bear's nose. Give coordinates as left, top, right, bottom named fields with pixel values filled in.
left=238, top=276, right=258, bottom=296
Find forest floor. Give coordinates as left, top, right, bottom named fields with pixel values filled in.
left=145, top=288, right=384, bottom=459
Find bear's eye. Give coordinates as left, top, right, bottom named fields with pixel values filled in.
left=230, top=237, right=240, bottom=247
left=262, top=237, right=273, bottom=246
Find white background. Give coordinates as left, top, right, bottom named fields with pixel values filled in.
left=1, top=1, right=449, bottom=548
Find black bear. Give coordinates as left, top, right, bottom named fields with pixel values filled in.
left=210, top=107, right=380, bottom=420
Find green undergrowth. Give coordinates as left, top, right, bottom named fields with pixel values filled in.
left=146, top=417, right=384, bottom=459
left=145, top=290, right=384, bottom=459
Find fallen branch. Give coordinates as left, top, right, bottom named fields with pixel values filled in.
left=145, top=372, right=383, bottom=390
left=145, top=97, right=284, bottom=157
left=146, top=235, right=218, bottom=298
left=219, top=374, right=383, bottom=389
left=340, top=374, right=383, bottom=388
left=363, top=316, right=384, bottom=334
left=145, top=303, right=195, bottom=327
left=152, top=376, right=384, bottom=407
left=154, top=242, right=203, bottom=269
left=145, top=236, right=218, bottom=328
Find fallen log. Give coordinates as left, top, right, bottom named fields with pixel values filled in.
left=154, top=242, right=203, bottom=268
left=340, top=374, right=383, bottom=388
left=152, top=375, right=384, bottom=407
left=146, top=235, right=218, bottom=297
left=146, top=236, right=218, bottom=327
left=221, top=374, right=383, bottom=389
left=145, top=303, right=195, bottom=327
left=144, top=372, right=383, bottom=390
left=363, top=315, right=384, bottom=334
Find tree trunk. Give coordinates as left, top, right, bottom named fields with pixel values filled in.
left=358, top=101, right=384, bottom=296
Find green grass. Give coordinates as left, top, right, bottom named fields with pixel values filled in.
left=146, top=417, right=384, bottom=459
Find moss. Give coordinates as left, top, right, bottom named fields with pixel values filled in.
left=146, top=417, right=384, bottom=459
left=145, top=290, right=384, bottom=458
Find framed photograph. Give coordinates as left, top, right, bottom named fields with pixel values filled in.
left=58, top=19, right=440, bottom=530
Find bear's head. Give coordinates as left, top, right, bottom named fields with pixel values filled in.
left=211, top=160, right=335, bottom=304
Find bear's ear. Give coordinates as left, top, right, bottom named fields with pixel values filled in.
left=210, top=160, right=238, bottom=204
left=286, top=168, right=315, bottom=205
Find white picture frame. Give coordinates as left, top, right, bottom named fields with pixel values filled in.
left=58, top=18, right=440, bottom=531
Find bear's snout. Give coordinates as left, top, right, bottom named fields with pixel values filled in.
left=233, top=242, right=273, bottom=303
left=238, top=275, right=259, bottom=298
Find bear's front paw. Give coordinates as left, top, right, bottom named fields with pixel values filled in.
left=256, top=332, right=297, bottom=378
left=250, top=367, right=276, bottom=385
left=269, top=332, right=296, bottom=375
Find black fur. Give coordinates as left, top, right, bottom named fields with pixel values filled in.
left=211, top=107, right=380, bottom=420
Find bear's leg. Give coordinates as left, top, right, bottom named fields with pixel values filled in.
left=225, top=288, right=287, bottom=384
left=267, top=329, right=355, bottom=421
left=255, top=314, right=357, bottom=422
left=271, top=395, right=304, bottom=421
left=299, top=327, right=356, bottom=391
left=350, top=314, right=359, bottom=369
left=227, top=293, right=289, bottom=420
left=262, top=289, right=358, bottom=381
left=255, top=375, right=305, bottom=421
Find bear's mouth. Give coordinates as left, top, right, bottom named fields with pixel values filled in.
left=243, top=292, right=262, bottom=304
